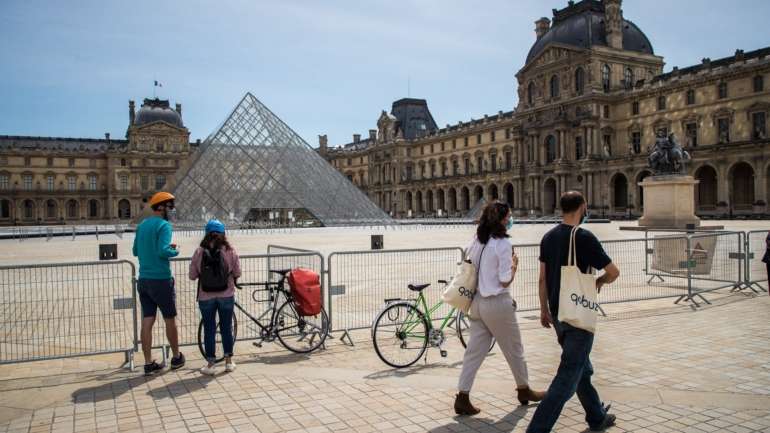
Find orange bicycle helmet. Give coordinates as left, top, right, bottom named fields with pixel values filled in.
left=148, top=191, right=175, bottom=207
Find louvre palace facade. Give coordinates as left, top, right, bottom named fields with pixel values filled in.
left=0, top=98, right=197, bottom=225
left=323, top=0, right=770, bottom=219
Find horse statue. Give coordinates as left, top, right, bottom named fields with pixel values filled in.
left=648, top=131, right=691, bottom=175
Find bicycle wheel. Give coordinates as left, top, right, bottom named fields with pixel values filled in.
left=275, top=300, right=329, bottom=353
left=197, top=314, right=238, bottom=363
left=455, top=311, right=495, bottom=352
left=372, top=302, right=428, bottom=368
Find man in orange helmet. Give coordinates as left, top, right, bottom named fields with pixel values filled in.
left=132, top=191, right=184, bottom=375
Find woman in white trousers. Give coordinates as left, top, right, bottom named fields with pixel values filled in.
left=454, top=201, right=545, bottom=415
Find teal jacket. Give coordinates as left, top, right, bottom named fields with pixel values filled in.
left=132, top=216, right=179, bottom=279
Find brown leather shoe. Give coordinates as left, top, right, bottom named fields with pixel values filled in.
left=454, top=392, right=481, bottom=416
left=517, top=386, right=546, bottom=405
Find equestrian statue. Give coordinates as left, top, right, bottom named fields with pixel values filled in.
left=648, top=130, right=691, bottom=175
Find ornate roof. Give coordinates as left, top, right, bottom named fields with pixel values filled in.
left=0, top=136, right=125, bottom=153
left=526, top=0, right=654, bottom=64
left=134, top=98, right=184, bottom=128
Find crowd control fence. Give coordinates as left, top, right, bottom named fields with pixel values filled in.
left=0, top=260, right=137, bottom=367
left=745, top=230, right=769, bottom=293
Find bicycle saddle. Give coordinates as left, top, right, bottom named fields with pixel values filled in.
left=269, top=269, right=291, bottom=277
left=408, top=283, right=430, bottom=292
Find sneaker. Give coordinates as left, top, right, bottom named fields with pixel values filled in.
left=143, top=361, right=165, bottom=376
left=225, top=361, right=237, bottom=373
left=200, top=365, right=217, bottom=376
left=170, top=352, right=185, bottom=370
left=590, top=413, right=616, bottom=431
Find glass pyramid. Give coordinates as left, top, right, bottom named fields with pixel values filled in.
left=173, top=93, right=392, bottom=226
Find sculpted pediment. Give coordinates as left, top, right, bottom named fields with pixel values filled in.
left=133, top=121, right=187, bottom=134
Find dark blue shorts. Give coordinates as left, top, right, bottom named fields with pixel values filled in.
left=137, top=278, right=177, bottom=319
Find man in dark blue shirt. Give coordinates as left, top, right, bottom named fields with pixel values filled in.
left=527, top=191, right=620, bottom=433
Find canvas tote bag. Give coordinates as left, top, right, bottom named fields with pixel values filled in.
left=557, top=226, right=599, bottom=333
left=442, top=244, right=487, bottom=314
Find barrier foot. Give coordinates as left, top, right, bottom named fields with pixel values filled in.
left=674, top=294, right=700, bottom=307
left=121, top=350, right=134, bottom=371
left=750, top=282, right=768, bottom=292
left=338, top=329, right=354, bottom=347
left=647, top=275, right=665, bottom=284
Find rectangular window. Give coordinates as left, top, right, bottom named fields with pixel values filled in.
left=504, top=151, right=512, bottom=170
left=47, top=175, right=54, bottom=191
left=718, top=82, right=728, bottom=99
left=685, top=122, right=698, bottom=147
left=0, top=174, right=9, bottom=189
left=490, top=156, right=497, bottom=172
left=406, top=148, right=411, bottom=157
left=441, top=142, right=445, bottom=152
left=24, top=156, right=31, bottom=167
left=346, top=158, right=351, bottom=165
left=68, top=158, right=75, bottom=168
left=140, top=175, right=149, bottom=191
left=631, top=132, right=641, bottom=154
left=156, top=142, right=164, bottom=153
left=754, top=75, right=765, bottom=93
left=420, top=147, right=425, bottom=156
left=430, top=144, right=434, bottom=153
left=632, top=101, right=639, bottom=115
left=752, top=112, right=767, bottom=139
left=89, top=175, right=97, bottom=191
left=360, top=157, right=363, bottom=163
left=491, top=131, right=496, bottom=142
left=464, top=137, right=468, bottom=147
left=452, top=139, right=457, bottom=149
left=505, top=129, right=511, bottom=140
left=657, top=95, right=666, bottom=111
left=47, top=157, right=53, bottom=167
left=406, top=166, right=413, bottom=181
left=476, top=134, right=482, bottom=145
left=575, top=136, right=583, bottom=160
left=686, top=89, right=696, bottom=105
left=464, top=158, right=470, bottom=175
left=67, top=176, right=76, bottom=191
left=717, top=118, right=730, bottom=143
left=89, top=159, right=97, bottom=168
left=602, top=105, right=610, bottom=119
left=476, top=156, right=483, bottom=173
left=120, top=175, right=129, bottom=191
left=23, top=174, right=33, bottom=190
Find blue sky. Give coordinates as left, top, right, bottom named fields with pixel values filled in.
left=1, top=0, right=769, bottom=147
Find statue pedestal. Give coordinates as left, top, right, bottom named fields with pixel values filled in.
left=638, top=175, right=700, bottom=229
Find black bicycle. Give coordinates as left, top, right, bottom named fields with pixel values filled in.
left=197, top=269, right=330, bottom=362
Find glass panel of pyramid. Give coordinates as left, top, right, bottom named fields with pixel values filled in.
left=173, top=93, right=392, bottom=226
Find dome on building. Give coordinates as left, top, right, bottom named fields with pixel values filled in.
left=526, top=0, right=654, bottom=65
left=134, top=98, right=183, bottom=128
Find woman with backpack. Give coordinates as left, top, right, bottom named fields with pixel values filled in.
left=454, top=201, right=545, bottom=415
left=189, top=219, right=241, bottom=375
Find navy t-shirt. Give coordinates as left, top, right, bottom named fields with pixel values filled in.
left=539, top=224, right=612, bottom=319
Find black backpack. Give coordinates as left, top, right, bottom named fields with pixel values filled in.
left=199, top=248, right=229, bottom=292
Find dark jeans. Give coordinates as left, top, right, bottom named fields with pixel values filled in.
left=198, top=296, right=235, bottom=363
left=526, top=321, right=606, bottom=433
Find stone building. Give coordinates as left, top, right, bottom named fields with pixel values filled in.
left=323, top=0, right=770, bottom=219
left=0, top=98, right=196, bottom=225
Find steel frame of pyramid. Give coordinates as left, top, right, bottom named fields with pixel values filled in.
left=172, top=93, right=392, bottom=226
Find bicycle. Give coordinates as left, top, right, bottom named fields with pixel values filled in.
left=371, top=279, right=496, bottom=368
left=197, top=269, right=330, bottom=362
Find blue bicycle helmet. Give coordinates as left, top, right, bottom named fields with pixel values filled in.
left=205, top=219, right=226, bottom=234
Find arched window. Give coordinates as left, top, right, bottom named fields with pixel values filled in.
left=575, top=67, right=585, bottom=95
left=602, top=64, right=611, bottom=93
left=550, top=75, right=560, bottom=98
left=527, top=82, right=535, bottom=105
left=23, top=199, right=35, bottom=220
left=88, top=200, right=99, bottom=218
left=46, top=199, right=57, bottom=219
left=0, top=199, right=10, bottom=218
left=66, top=200, right=79, bottom=219
left=624, top=67, right=634, bottom=89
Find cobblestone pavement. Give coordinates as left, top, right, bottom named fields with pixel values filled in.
left=0, top=292, right=768, bottom=433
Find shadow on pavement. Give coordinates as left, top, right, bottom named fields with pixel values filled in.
left=146, top=373, right=216, bottom=400
left=427, top=405, right=531, bottom=433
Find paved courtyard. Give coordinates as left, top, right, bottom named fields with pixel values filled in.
left=0, top=289, right=768, bottom=433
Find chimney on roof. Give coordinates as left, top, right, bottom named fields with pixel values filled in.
left=702, top=57, right=711, bottom=69
left=175, top=103, right=182, bottom=117
left=318, top=135, right=328, bottom=155
left=105, top=133, right=110, bottom=141
left=735, top=49, right=745, bottom=62
left=535, top=17, right=550, bottom=40
left=353, top=134, right=361, bottom=143
left=369, top=129, right=377, bottom=141
left=129, top=100, right=135, bottom=124
left=604, top=0, right=624, bottom=50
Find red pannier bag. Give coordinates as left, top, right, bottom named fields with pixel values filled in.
left=287, top=268, right=322, bottom=316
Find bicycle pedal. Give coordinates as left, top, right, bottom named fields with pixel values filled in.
left=440, top=350, right=448, bottom=358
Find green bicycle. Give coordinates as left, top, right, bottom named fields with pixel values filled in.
left=372, top=279, right=496, bottom=368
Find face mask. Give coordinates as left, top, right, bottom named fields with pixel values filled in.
left=166, top=208, right=177, bottom=222
left=505, top=216, right=514, bottom=230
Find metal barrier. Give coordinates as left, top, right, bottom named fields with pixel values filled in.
left=327, top=248, right=464, bottom=334
left=0, top=260, right=137, bottom=366
left=145, top=252, right=325, bottom=358
left=745, top=230, right=769, bottom=292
